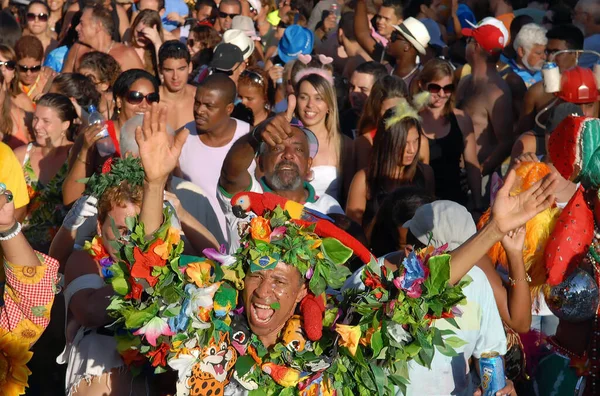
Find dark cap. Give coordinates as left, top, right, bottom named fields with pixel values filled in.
left=210, top=43, right=244, bottom=71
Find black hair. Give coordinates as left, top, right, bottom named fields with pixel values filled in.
left=381, top=0, right=404, bottom=19
left=59, top=11, right=83, bottom=49
left=195, top=0, right=217, bottom=11
left=219, top=0, right=241, bottom=11
left=27, top=0, right=51, bottom=15
left=36, top=93, right=79, bottom=141
left=113, top=69, right=160, bottom=99
left=198, top=73, right=237, bottom=104
left=354, top=61, right=388, bottom=81
left=546, top=24, right=585, bottom=50
left=403, top=0, right=432, bottom=19
left=0, top=10, right=22, bottom=48
left=159, top=40, right=191, bottom=67
left=509, top=14, right=534, bottom=42
left=52, top=73, right=101, bottom=109
left=339, top=12, right=356, bottom=41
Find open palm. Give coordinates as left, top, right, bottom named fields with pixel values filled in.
left=492, top=169, right=558, bottom=234
left=135, top=103, right=189, bottom=184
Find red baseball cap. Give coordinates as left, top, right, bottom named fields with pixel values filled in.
left=462, top=17, right=509, bottom=55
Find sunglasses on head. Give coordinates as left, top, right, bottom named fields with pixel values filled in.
left=219, top=11, right=239, bottom=19
left=241, top=70, right=264, bottom=85
left=18, top=64, right=42, bottom=73
left=0, top=60, right=16, bottom=71
left=210, top=68, right=234, bottom=76
left=125, top=91, right=160, bottom=105
left=426, top=83, right=455, bottom=95
left=27, top=12, right=49, bottom=22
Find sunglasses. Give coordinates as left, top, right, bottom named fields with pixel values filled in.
left=219, top=11, right=239, bottom=19
left=211, top=68, right=234, bottom=76
left=241, top=70, right=264, bottom=85
left=0, top=60, right=16, bottom=71
left=27, top=12, right=49, bottom=22
left=125, top=91, right=160, bottom=105
left=18, top=64, right=42, bottom=73
left=426, top=83, right=455, bottom=95
left=249, top=5, right=257, bottom=15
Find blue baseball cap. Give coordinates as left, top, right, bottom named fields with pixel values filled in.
left=277, top=25, right=314, bottom=64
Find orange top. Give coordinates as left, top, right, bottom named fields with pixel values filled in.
left=496, top=13, right=514, bottom=39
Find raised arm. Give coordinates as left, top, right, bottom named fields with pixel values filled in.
left=481, top=90, right=514, bottom=176
left=135, top=104, right=189, bottom=237
left=354, top=0, right=379, bottom=57
left=456, top=110, right=482, bottom=208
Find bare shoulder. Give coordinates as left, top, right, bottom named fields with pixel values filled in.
left=452, top=108, right=474, bottom=133
left=185, top=84, right=197, bottom=98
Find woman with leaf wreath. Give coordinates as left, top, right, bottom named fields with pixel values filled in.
left=58, top=102, right=189, bottom=396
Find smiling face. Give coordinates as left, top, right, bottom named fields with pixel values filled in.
left=193, top=87, right=233, bottom=132
left=27, top=3, right=49, bottom=36
left=296, top=80, right=329, bottom=128
left=17, top=57, right=42, bottom=86
left=0, top=53, right=15, bottom=86
left=260, top=127, right=312, bottom=191
left=32, top=105, right=69, bottom=147
left=117, top=78, right=157, bottom=121
left=218, top=3, right=241, bottom=31
left=425, top=75, right=453, bottom=109
left=349, top=72, right=375, bottom=113
left=401, top=126, right=420, bottom=166
left=242, top=261, right=307, bottom=343
left=161, top=58, right=190, bottom=93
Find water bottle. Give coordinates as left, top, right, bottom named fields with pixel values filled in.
left=275, top=63, right=283, bottom=85
left=88, top=105, right=116, bottom=157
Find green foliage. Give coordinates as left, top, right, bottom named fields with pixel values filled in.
left=82, top=156, right=145, bottom=198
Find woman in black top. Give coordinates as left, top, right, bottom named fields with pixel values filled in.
left=416, top=59, right=483, bottom=210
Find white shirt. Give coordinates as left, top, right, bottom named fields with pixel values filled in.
left=217, top=173, right=344, bottom=254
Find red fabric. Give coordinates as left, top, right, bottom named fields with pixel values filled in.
left=548, top=116, right=585, bottom=181
left=369, top=128, right=376, bottom=140
left=544, top=186, right=594, bottom=285
left=106, top=120, right=122, bottom=157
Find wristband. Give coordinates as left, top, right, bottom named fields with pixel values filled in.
left=0, top=222, right=22, bottom=241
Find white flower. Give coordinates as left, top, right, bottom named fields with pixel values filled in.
left=168, top=349, right=199, bottom=383
left=387, top=322, right=413, bottom=345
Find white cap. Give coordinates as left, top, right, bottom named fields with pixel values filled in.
left=222, top=29, right=255, bottom=61
left=392, top=17, right=431, bottom=55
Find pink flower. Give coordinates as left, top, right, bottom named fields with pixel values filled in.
left=133, top=317, right=175, bottom=347
left=203, top=244, right=236, bottom=267
left=270, top=226, right=287, bottom=242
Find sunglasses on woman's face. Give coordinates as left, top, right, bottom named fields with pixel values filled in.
left=18, top=64, right=42, bottom=73
left=426, top=83, right=455, bottom=95
left=125, top=91, right=160, bottom=105
left=219, top=11, right=239, bottom=19
left=0, top=60, right=16, bottom=71
left=27, top=12, right=49, bottom=22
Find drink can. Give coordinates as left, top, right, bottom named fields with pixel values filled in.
left=542, top=62, right=561, bottom=93
left=479, top=351, right=506, bottom=396
left=275, top=63, right=283, bottom=85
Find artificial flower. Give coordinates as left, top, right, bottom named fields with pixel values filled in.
left=398, top=252, right=428, bottom=298
left=203, top=245, right=236, bottom=266
left=121, top=348, right=146, bottom=367
left=360, top=327, right=376, bottom=347
left=154, top=228, right=181, bottom=259
left=185, top=283, right=221, bottom=328
left=131, top=240, right=167, bottom=286
left=335, top=324, right=361, bottom=356
left=147, top=342, right=170, bottom=367
left=387, top=322, right=412, bottom=345
left=185, top=261, right=213, bottom=287
left=133, top=317, right=175, bottom=347
left=83, top=236, right=106, bottom=258
left=168, top=298, right=190, bottom=332
left=270, top=226, right=287, bottom=242
left=250, top=216, right=271, bottom=242
left=168, top=349, right=199, bottom=383
left=125, top=277, right=143, bottom=300
left=0, top=329, right=33, bottom=396
left=363, top=269, right=384, bottom=299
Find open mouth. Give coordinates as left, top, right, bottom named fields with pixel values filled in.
left=250, top=302, right=275, bottom=324
left=213, top=363, right=225, bottom=376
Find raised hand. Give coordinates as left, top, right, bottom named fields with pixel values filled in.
left=501, top=226, right=526, bottom=254
left=259, top=94, right=296, bottom=147
left=491, top=169, right=558, bottom=234
left=135, top=103, right=189, bottom=185
left=63, top=195, right=98, bottom=231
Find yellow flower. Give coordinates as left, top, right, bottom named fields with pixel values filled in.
left=10, top=265, right=45, bottom=285
left=185, top=261, right=213, bottom=287
left=335, top=324, right=361, bottom=356
left=0, top=328, right=33, bottom=396
left=154, top=228, right=182, bottom=259
left=12, top=321, right=42, bottom=346
left=250, top=217, right=271, bottom=242
left=311, top=240, right=322, bottom=249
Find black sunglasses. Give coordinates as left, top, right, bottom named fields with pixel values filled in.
left=249, top=5, right=257, bottom=15
left=0, top=60, right=16, bottom=71
left=426, top=83, right=455, bottom=95
left=27, top=12, right=49, bottom=22
left=390, top=30, right=406, bottom=43
left=219, top=11, right=239, bottom=19
left=125, top=91, right=160, bottom=105
left=241, top=70, right=264, bottom=85
left=211, top=68, right=234, bottom=76
left=18, top=64, right=42, bottom=73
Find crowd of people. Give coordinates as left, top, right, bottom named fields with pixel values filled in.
left=0, top=0, right=600, bottom=395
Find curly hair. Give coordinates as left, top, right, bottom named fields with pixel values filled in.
left=97, top=181, right=143, bottom=224
left=78, top=51, right=122, bottom=89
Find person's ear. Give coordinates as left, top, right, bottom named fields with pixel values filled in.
left=98, top=81, right=110, bottom=93
left=61, top=120, right=70, bottom=134
left=306, top=156, right=313, bottom=176
left=517, top=46, right=525, bottom=59
left=295, top=282, right=308, bottom=303
left=226, top=102, right=235, bottom=115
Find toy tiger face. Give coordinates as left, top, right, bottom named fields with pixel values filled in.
left=187, top=332, right=237, bottom=395
left=282, top=315, right=307, bottom=352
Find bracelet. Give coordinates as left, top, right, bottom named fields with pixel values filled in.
left=0, top=222, right=22, bottom=241
left=509, top=273, right=531, bottom=286
left=76, top=154, right=90, bottom=165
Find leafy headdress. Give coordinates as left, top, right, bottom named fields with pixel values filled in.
left=81, top=156, right=145, bottom=198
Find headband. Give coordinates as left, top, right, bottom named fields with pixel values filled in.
left=294, top=68, right=334, bottom=86
left=384, top=92, right=430, bottom=129
left=297, top=53, right=333, bottom=65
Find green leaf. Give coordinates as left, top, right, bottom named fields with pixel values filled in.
left=444, top=336, right=468, bottom=349
left=125, top=216, right=136, bottom=232
left=370, top=330, right=384, bottom=358
left=160, top=283, right=184, bottom=304
left=432, top=327, right=444, bottom=347
left=423, top=254, right=451, bottom=297
left=321, top=238, right=353, bottom=265
left=436, top=343, right=458, bottom=357
left=235, top=355, right=255, bottom=377
left=327, top=262, right=352, bottom=289
left=123, top=303, right=159, bottom=328
left=369, top=363, right=387, bottom=395
left=270, top=302, right=280, bottom=310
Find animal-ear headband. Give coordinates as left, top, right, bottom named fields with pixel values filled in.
left=297, top=54, right=333, bottom=65
left=384, top=92, right=431, bottom=129
left=295, top=68, right=334, bottom=85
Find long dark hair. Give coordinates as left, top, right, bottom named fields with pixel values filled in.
left=367, top=115, right=422, bottom=199
left=357, top=75, right=407, bottom=135
left=36, top=93, right=78, bottom=141
left=0, top=72, right=14, bottom=141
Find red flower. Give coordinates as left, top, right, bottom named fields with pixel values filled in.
left=121, top=349, right=146, bottom=367
left=424, top=311, right=455, bottom=322
left=130, top=240, right=167, bottom=287
left=364, top=269, right=384, bottom=298
left=147, top=342, right=170, bottom=367
left=101, top=157, right=114, bottom=174
left=125, top=276, right=144, bottom=300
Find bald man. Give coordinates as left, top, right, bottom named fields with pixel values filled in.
left=176, top=74, right=252, bottom=242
